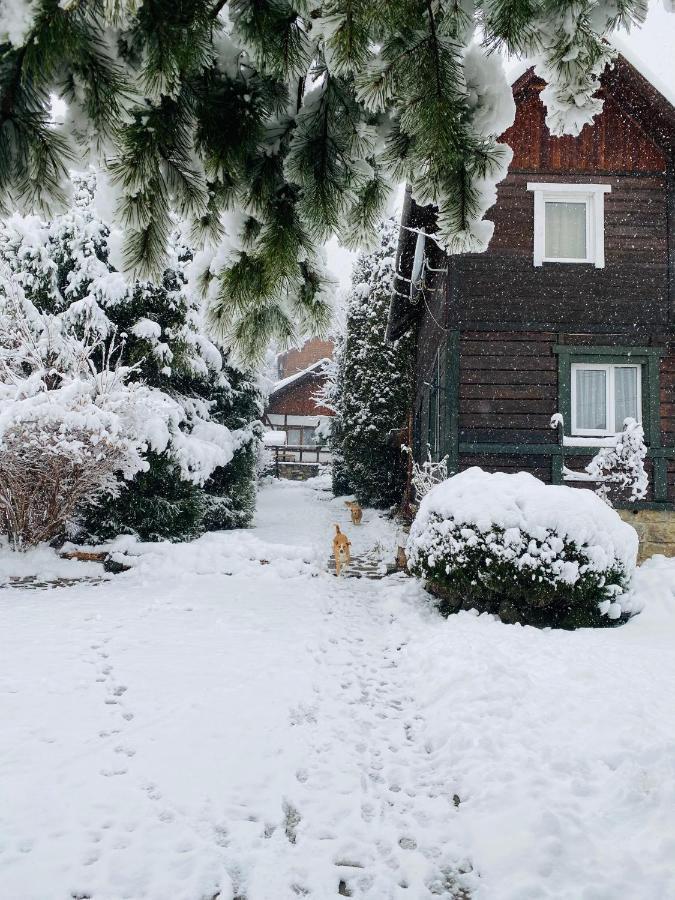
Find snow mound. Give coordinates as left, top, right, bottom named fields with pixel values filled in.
left=101, top=530, right=322, bottom=581
left=0, top=540, right=106, bottom=585
left=411, top=467, right=638, bottom=576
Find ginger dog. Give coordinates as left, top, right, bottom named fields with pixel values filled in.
left=332, top=525, right=351, bottom=576
left=344, top=500, right=363, bottom=526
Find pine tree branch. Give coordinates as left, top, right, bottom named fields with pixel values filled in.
left=211, top=0, right=229, bottom=18
left=424, top=0, right=443, bottom=100
left=0, top=43, right=30, bottom=124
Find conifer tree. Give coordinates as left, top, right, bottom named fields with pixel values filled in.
left=332, top=218, right=414, bottom=507
left=0, top=1, right=656, bottom=358
left=0, top=174, right=261, bottom=541
left=202, top=367, right=262, bottom=530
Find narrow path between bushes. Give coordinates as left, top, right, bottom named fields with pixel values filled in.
left=1, top=477, right=675, bottom=900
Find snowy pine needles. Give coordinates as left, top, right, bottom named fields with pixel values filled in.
left=0, top=0, right=659, bottom=356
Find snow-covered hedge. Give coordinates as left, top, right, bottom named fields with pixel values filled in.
left=407, top=468, right=640, bottom=629
left=0, top=273, right=237, bottom=548
left=0, top=174, right=261, bottom=544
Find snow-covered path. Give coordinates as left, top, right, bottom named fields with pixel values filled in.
left=1, top=478, right=675, bottom=900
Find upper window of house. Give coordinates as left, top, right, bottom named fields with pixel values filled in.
left=571, top=362, right=641, bottom=436
left=527, top=183, right=611, bottom=268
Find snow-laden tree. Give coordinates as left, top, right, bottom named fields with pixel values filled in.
left=332, top=218, right=414, bottom=507
left=0, top=272, right=213, bottom=547
left=586, top=417, right=648, bottom=506
left=0, top=0, right=658, bottom=357
left=0, top=175, right=261, bottom=543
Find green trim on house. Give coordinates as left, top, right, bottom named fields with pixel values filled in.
left=614, top=501, right=674, bottom=511
left=458, top=442, right=557, bottom=455
left=446, top=329, right=460, bottom=473
left=654, top=458, right=668, bottom=502
left=425, top=348, right=444, bottom=461
left=458, top=442, right=675, bottom=459
left=553, top=344, right=668, bottom=458
left=553, top=344, right=667, bottom=357
left=428, top=339, right=674, bottom=509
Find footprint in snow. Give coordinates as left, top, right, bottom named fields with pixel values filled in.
left=143, top=781, right=162, bottom=801
left=114, top=744, right=136, bottom=758
left=213, top=825, right=229, bottom=847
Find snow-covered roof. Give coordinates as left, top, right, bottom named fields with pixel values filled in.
left=271, top=358, right=331, bottom=395
left=609, top=35, right=675, bottom=109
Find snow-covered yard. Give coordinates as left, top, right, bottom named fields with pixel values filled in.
left=1, top=477, right=675, bottom=900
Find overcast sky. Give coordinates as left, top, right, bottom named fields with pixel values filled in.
left=325, top=1, right=675, bottom=288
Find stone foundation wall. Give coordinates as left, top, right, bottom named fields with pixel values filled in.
left=276, top=462, right=320, bottom=481
left=617, top=509, right=675, bottom=563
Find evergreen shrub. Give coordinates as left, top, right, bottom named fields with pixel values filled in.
left=331, top=219, right=414, bottom=507
left=0, top=175, right=261, bottom=543
left=407, top=469, right=640, bottom=629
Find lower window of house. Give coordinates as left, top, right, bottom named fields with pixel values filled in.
left=287, top=426, right=319, bottom=446
left=571, top=362, right=641, bottom=436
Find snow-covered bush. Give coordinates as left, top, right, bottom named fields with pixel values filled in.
left=404, top=446, right=449, bottom=501
left=552, top=413, right=649, bottom=507
left=0, top=276, right=200, bottom=548
left=331, top=219, right=415, bottom=507
left=0, top=175, right=261, bottom=542
left=407, top=468, right=639, bottom=629
left=586, top=418, right=648, bottom=506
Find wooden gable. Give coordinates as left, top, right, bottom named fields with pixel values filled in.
left=502, top=70, right=670, bottom=174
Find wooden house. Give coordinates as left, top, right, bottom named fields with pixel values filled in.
left=388, top=55, right=675, bottom=558
left=264, top=357, right=334, bottom=447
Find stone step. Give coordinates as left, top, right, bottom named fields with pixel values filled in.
left=327, top=554, right=398, bottom=579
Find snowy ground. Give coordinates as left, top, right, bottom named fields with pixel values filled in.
left=1, top=478, right=675, bottom=900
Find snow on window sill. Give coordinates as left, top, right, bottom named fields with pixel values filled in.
left=563, top=435, right=620, bottom=448
left=562, top=467, right=603, bottom=482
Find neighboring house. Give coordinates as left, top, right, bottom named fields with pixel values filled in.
left=264, top=357, right=334, bottom=447
left=277, top=338, right=335, bottom=380
left=388, top=55, right=675, bottom=557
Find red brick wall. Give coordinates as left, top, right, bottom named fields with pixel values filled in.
left=278, top=339, right=334, bottom=379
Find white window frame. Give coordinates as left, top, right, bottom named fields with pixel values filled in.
left=527, top=183, right=611, bottom=268
left=570, top=362, right=642, bottom=437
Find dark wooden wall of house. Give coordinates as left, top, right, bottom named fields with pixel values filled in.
left=503, top=91, right=666, bottom=173
left=411, top=74, right=675, bottom=506
left=418, top=85, right=675, bottom=502
left=447, top=85, right=670, bottom=332
left=456, top=330, right=675, bottom=502
left=458, top=331, right=557, bottom=444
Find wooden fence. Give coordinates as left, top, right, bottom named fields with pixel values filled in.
left=269, top=444, right=332, bottom=477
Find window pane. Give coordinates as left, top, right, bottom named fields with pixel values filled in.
left=614, top=367, right=639, bottom=428
left=287, top=428, right=302, bottom=444
left=576, top=369, right=607, bottom=430
left=545, top=201, right=586, bottom=259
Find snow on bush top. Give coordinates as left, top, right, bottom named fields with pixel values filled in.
left=412, top=468, right=639, bottom=575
